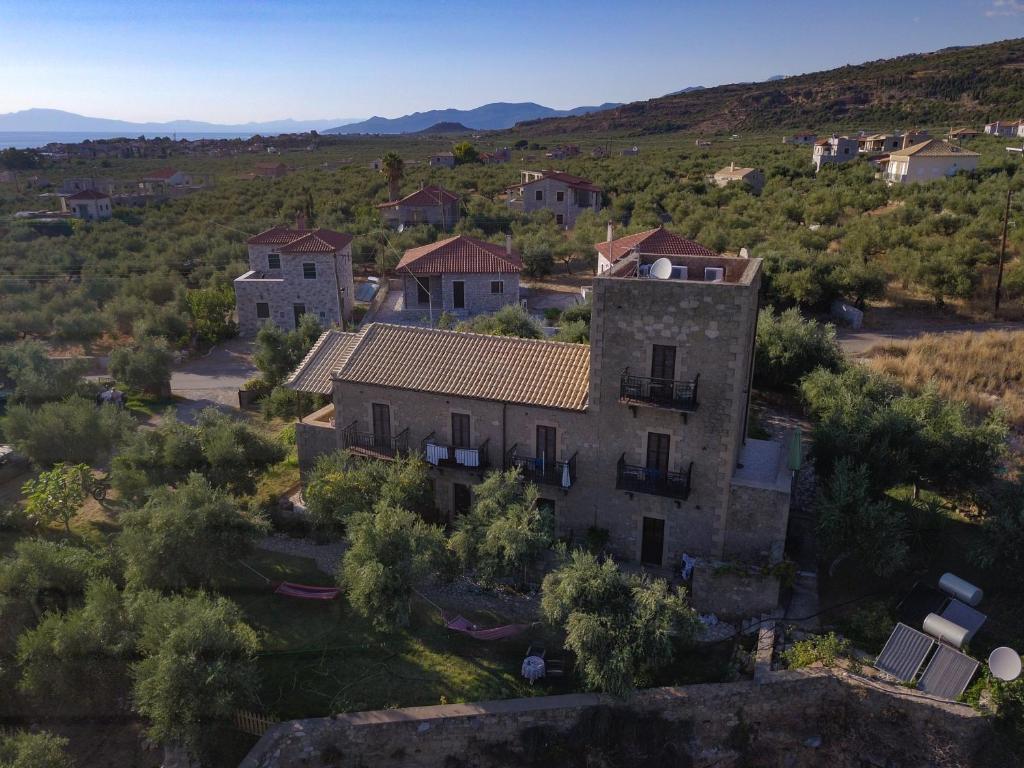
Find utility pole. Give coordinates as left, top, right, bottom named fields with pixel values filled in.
left=995, top=187, right=1012, bottom=316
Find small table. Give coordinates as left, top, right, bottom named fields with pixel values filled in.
left=521, top=655, right=546, bottom=684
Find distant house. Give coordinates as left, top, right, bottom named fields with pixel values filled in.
left=948, top=127, right=980, bottom=140
left=60, top=177, right=115, bottom=195
left=985, top=120, right=1020, bottom=137
left=712, top=163, right=765, bottom=193
left=233, top=217, right=355, bottom=335
left=377, top=186, right=460, bottom=230
left=505, top=170, right=602, bottom=228
left=882, top=139, right=980, bottom=184
left=369, top=158, right=383, bottom=171
left=480, top=147, right=511, bottom=164
left=858, top=131, right=928, bottom=154
left=140, top=168, right=192, bottom=190
left=595, top=225, right=717, bottom=275
left=429, top=152, right=456, bottom=168
left=397, top=234, right=521, bottom=315
left=782, top=132, right=816, bottom=145
left=253, top=162, right=289, bottom=179
left=61, top=189, right=113, bottom=221
left=812, top=135, right=859, bottom=172
left=545, top=145, right=580, bottom=160
left=695, top=139, right=712, bottom=148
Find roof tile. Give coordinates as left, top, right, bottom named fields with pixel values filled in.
left=397, top=235, right=522, bottom=275
left=596, top=226, right=717, bottom=263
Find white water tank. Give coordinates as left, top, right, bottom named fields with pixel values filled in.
left=938, top=573, right=983, bottom=606
left=923, top=613, right=969, bottom=649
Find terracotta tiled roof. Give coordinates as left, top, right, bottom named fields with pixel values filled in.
left=595, top=226, right=717, bottom=263
left=888, top=139, right=980, bottom=159
left=377, top=185, right=460, bottom=209
left=397, top=235, right=522, bottom=275
left=285, top=330, right=361, bottom=395
left=143, top=167, right=179, bottom=180
left=247, top=226, right=352, bottom=251
left=507, top=170, right=602, bottom=193
left=66, top=189, right=110, bottom=201
left=290, top=323, right=589, bottom=411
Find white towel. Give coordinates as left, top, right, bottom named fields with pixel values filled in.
left=455, top=448, right=479, bottom=467
left=561, top=461, right=572, bottom=489
left=425, top=442, right=448, bottom=465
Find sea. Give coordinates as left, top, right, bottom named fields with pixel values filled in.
left=0, top=131, right=258, bottom=150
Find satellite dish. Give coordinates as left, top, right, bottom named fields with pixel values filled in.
left=739, top=247, right=750, bottom=259
left=989, top=647, right=1022, bottom=681
left=650, top=258, right=673, bottom=280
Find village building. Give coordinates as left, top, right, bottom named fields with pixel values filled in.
left=595, top=225, right=718, bottom=275
left=782, top=132, right=817, bottom=145
left=985, top=120, right=1021, bottom=137
left=376, top=186, right=460, bottom=230
left=857, top=131, right=928, bottom=153
left=233, top=218, right=355, bottom=335
left=396, top=234, right=521, bottom=316
left=428, top=152, right=456, bottom=168
left=948, top=127, right=980, bottom=140
left=60, top=189, right=112, bottom=220
left=287, top=240, right=794, bottom=617
left=506, top=170, right=602, bottom=228
left=712, top=163, right=765, bottom=193
left=812, top=135, right=859, bottom=172
left=881, top=139, right=980, bottom=184
left=139, top=167, right=194, bottom=192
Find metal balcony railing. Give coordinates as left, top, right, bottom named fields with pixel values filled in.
left=421, top=432, right=490, bottom=470
left=505, top=444, right=577, bottom=489
left=616, top=454, right=693, bottom=500
left=341, top=421, right=409, bottom=458
left=619, top=369, right=699, bottom=411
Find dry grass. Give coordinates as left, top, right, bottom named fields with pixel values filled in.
left=865, top=330, right=1024, bottom=427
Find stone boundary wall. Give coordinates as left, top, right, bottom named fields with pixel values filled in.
left=240, top=668, right=995, bottom=768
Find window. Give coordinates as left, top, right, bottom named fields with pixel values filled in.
left=268, top=253, right=281, bottom=270
left=372, top=403, right=391, bottom=442
left=417, top=280, right=430, bottom=305
left=534, top=189, right=544, bottom=201
left=490, top=280, right=503, bottom=294
left=451, top=412, right=471, bottom=449
left=555, top=214, right=564, bottom=226
left=556, top=190, right=564, bottom=202
left=256, top=302, right=270, bottom=319
left=453, top=483, right=472, bottom=516
left=302, top=262, right=317, bottom=279
left=650, top=344, right=676, bottom=380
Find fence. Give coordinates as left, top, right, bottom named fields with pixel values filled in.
left=233, top=710, right=276, bottom=736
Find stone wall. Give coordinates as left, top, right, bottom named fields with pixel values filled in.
left=690, top=559, right=781, bottom=618
left=296, top=406, right=339, bottom=477
left=240, top=669, right=997, bottom=768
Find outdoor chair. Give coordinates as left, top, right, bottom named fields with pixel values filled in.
left=526, top=641, right=546, bottom=659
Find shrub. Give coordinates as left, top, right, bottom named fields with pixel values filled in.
left=109, top=336, right=173, bottom=393
left=0, top=731, right=73, bottom=768
left=782, top=632, right=850, bottom=669
left=456, top=304, right=543, bottom=339
left=754, top=307, right=842, bottom=390
left=2, top=396, right=134, bottom=467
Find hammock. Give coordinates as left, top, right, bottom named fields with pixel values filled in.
left=443, top=612, right=530, bottom=641
left=274, top=582, right=340, bottom=600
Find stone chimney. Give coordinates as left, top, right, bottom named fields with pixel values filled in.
left=505, top=234, right=513, bottom=255
left=295, top=211, right=307, bottom=230
left=606, top=221, right=614, bottom=242
left=730, top=161, right=735, bottom=172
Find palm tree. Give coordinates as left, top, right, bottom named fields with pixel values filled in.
left=381, top=152, right=404, bottom=202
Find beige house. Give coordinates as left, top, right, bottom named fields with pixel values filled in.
left=882, top=140, right=980, bottom=184
left=233, top=220, right=355, bottom=335
left=376, top=186, right=460, bottom=230
left=429, top=152, right=456, bottom=168
left=712, top=163, right=765, bottom=193
left=812, top=135, right=859, bottom=172
left=287, top=243, right=794, bottom=617
left=506, top=170, right=602, bottom=228
left=61, top=189, right=112, bottom=220
left=397, top=235, right=521, bottom=316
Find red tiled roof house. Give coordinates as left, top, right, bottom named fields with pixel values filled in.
left=376, top=186, right=460, bottom=231
left=233, top=215, right=355, bottom=335
left=595, top=225, right=717, bottom=275
left=506, top=170, right=602, bottom=228
left=397, top=235, right=522, bottom=316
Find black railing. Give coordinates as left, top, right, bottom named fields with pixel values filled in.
left=616, top=454, right=693, bottom=500
left=619, top=369, right=699, bottom=411
left=341, top=421, right=409, bottom=458
left=421, top=432, right=490, bottom=470
left=505, top=444, right=577, bottom=489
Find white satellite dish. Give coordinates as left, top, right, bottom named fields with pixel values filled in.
left=989, top=647, right=1022, bottom=681
left=739, top=247, right=750, bottom=259
left=650, top=258, right=673, bottom=280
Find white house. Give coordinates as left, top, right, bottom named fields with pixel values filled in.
left=61, top=189, right=113, bottom=220
left=882, top=140, right=980, bottom=184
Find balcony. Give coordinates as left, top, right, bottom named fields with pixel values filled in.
left=421, top=432, right=490, bottom=471
left=620, top=369, right=699, bottom=414
left=341, top=421, right=409, bottom=459
left=505, top=444, right=577, bottom=489
left=616, top=454, right=693, bottom=500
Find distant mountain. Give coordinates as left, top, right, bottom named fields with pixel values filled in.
left=517, top=38, right=1024, bottom=136
left=325, top=102, right=621, bottom=134
left=414, top=122, right=473, bottom=134
left=0, top=108, right=361, bottom=135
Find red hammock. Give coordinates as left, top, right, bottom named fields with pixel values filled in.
left=443, top=612, right=530, bottom=641
left=274, top=582, right=340, bottom=600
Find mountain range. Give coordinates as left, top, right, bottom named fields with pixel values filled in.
left=0, top=108, right=361, bottom=135
left=518, top=38, right=1024, bottom=135
left=324, top=102, right=621, bottom=134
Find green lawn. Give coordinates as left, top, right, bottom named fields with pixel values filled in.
left=222, top=550, right=562, bottom=719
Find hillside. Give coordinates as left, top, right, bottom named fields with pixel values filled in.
left=414, top=122, right=473, bottom=134
left=326, top=101, right=621, bottom=134
left=0, top=108, right=360, bottom=134
left=517, top=38, right=1024, bottom=135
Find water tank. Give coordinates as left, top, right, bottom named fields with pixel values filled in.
left=938, top=573, right=983, bottom=606
left=923, top=613, right=969, bottom=649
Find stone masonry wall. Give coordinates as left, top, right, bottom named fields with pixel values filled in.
left=240, top=669, right=996, bottom=768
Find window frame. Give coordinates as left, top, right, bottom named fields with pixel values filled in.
left=255, top=302, right=270, bottom=319
left=302, top=262, right=317, bottom=280
left=267, top=253, right=281, bottom=270
left=490, top=280, right=504, bottom=294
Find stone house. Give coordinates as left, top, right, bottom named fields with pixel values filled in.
left=712, top=163, right=765, bottom=193
left=984, top=120, right=1021, bottom=137
left=287, top=242, right=794, bottom=616
left=858, top=131, right=928, bottom=153
left=782, top=132, right=816, bottom=145
left=595, top=225, right=717, bottom=275
left=61, top=189, right=112, bottom=220
left=881, top=139, right=980, bottom=184
left=397, top=235, right=521, bottom=316
left=812, top=135, right=859, bottom=172
left=233, top=220, right=355, bottom=336
left=376, top=186, right=460, bottom=230
left=506, top=170, right=602, bottom=228
left=429, top=152, right=456, bottom=168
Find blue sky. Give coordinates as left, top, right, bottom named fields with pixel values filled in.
left=0, top=0, right=1022, bottom=123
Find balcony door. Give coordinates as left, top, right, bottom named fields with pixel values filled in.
left=646, top=432, right=670, bottom=480
left=292, top=303, right=306, bottom=328
left=371, top=403, right=391, bottom=445
left=650, top=344, right=676, bottom=400
left=451, top=413, right=470, bottom=449
left=641, top=517, right=665, bottom=566
left=536, top=425, right=557, bottom=467
left=453, top=280, right=465, bottom=310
